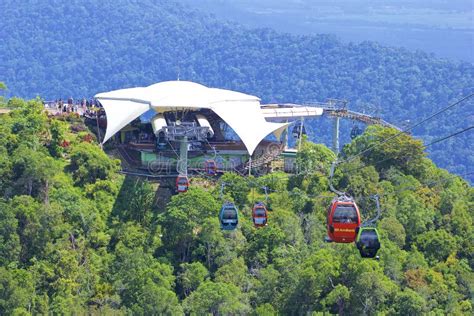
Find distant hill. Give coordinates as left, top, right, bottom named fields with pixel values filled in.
left=0, top=0, right=473, bottom=181
left=178, top=0, right=474, bottom=63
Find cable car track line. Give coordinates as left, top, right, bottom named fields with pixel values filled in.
left=339, top=93, right=474, bottom=165
left=424, top=125, right=474, bottom=147
left=340, top=125, right=474, bottom=175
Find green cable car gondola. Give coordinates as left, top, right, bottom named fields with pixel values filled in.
left=355, top=194, right=382, bottom=259
left=218, top=183, right=238, bottom=230
left=355, top=227, right=381, bottom=258
left=219, top=201, right=239, bottom=230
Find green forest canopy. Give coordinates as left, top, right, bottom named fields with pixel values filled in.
left=0, top=0, right=473, bottom=183
left=0, top=96, right=472, bottom=314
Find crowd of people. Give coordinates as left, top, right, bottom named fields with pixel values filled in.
left=43, top=97, right=103, bottom=117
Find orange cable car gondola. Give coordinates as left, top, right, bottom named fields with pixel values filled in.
left=326, top=196, right=361, bottom=243
left=325, top=161, right=361, bottom=243
left=176, top=175, right=189, bottom=193
left=252, top=202, right=268, bottom=227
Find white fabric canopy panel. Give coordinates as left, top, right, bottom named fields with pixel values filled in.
left=95, top=81, right=288, bottom=155
left=98, top=99, right=150, bottom=144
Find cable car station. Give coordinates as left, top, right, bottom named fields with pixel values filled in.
left=94, top=80, right=397, bottom=178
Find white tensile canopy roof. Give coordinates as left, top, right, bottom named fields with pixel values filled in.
left=95, top=81, right=289, bottom=155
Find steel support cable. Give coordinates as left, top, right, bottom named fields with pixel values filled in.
left=424, top=125, right=474, bottom=147
left=375, top=170, right=474, bottom=201
left=212, top=164, right=473, bottom=203
left=209, top=122, right=473, bottom=193
left=288, top=170, right=474, bottom=205
left=340, top=125, right=474, bottom=175
left=338, top=93, right=474, bottom=165
left=166, top=140, right=180, bottom=159
left=239, top=126, right=474, bottom=200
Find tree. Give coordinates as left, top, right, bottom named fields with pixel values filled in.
left=290, top=140, right=335, bottom=196
left=84, top=178, right=120, bottom=222
left=377, top=241, right=407, bottom=283
left=160, top=187, right=220, bottom=262
left=296, top=138, right=335, bottom=176
left=48, top=119, right=68, bottom=158
left=379, top=217, right=406, bottom=248
left=7, top=98, right=48, bottom=150
left=288, top=187, right=312, bottom=214
left=257, top=171, right=289, bottom=193
left=396, top=191, right=434, bottom=242
left=286, top=249, right=341, bottom=313
left=343, top=125, right=426, bottom=177
left=182, top=281, right=251, bottom=315
left=130, top=280, right=183, bottom=315
left=254, top=265, right=282, bottom=308
left=112, top=176, right=156, bottom=226
left=193, top=217, right=227, bottom=269
left=48, top=245, right=88, bottom=314
left=68, top=142, right=120, bottom=186
left=338, top=163, right=380, bottom=201
left=111, top=244, right=180, bottom=312
left=0, top=200, right=21, bottom=265
left=255, top=303, right=277, bottom=316
left=0, top=146, right=12, bottom=197
left=393, top=288, right=427, bottom=315
left=245, top=224, right=286, bottom=268
left=322, top=284, right=350, bottom=315
left=0, top=82, right=7, bottom=107
left=351, top=269, right=397, bottom=314
left=10, top=195, right=64, bottom=263
left=177, top=262, right=209, bottom=297
left=11, top=145, right=57, bottom=202
left=218, top=173, right=250, bottom=208
left=0, top=267, right=34, bottom=315
left=112, top=221, right=150, bottom=251
left=0, top=90, right=473, bottom=314
left=215, top=257, right=252, bottom=292
left=415, top=229, right=458, bottom=263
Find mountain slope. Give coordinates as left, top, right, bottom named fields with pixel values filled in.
left=0, top=99, right=472, bottom=314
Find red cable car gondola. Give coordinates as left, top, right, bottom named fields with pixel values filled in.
left=325, top=161, right=362, bottom=243
left=326, top=196, right=361, bottom=243
left=176, top=175, right=189, bottom=193
left=252, top=202, right=268, bottom=227
left=204, top=159, right=217, bottom=175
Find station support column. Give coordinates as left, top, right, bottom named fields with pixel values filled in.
left=178, top=136, right=188, bottom=176
left=332, top=117, right=340, bottom=155
left=284, top=119, right=289, bottom=150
